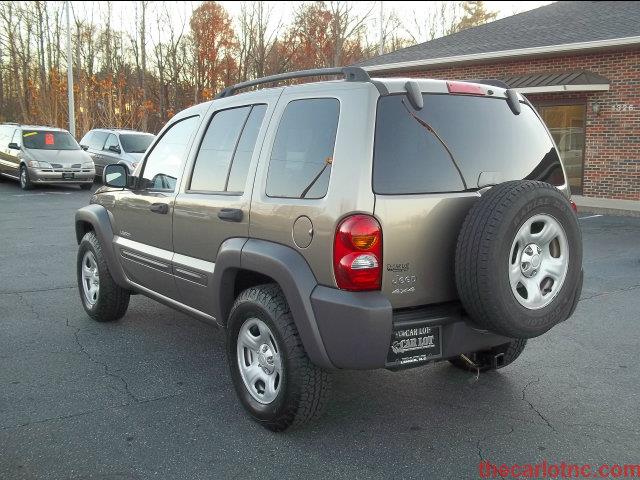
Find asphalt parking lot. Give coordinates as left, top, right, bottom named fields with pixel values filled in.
left=1, top=180, right=639, bottom=480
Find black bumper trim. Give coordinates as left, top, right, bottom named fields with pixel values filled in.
left=311, top=288, right=514, bottom=370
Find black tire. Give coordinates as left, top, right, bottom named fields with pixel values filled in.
left=79, top=183, right=92, bottom=190
left=449, top=339, right=527, bottom=372
left=77, top=231, right=130, bottom=322
left=455, top=181, right=582, bottom=338
left=227, top=284, right=330, bottom=432
left=19, top=165, right=33, bottom=190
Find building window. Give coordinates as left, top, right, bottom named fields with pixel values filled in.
left=540, top=104, right=585, bottom=195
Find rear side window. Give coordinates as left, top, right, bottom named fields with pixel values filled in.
left=0, top=125, right=14, bottom=146
left=373, top=94, right=563, bottom=194
left=190, top=104, right=266, bottom=193
left=266, top=98, right=339, bottom=199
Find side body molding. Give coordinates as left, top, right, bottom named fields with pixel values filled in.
left=212, top=238, right=335, bottom=370
left=75, top=204, right=129, bottom=288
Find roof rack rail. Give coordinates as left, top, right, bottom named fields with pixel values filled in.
left=215, top=66, right=372, bottom=99
left=465, top=79, right=510, bottom=89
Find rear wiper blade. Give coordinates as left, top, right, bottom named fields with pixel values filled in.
left=400, top=99, right=468, bottom=190
left=300, top=156, right=333, bottom=199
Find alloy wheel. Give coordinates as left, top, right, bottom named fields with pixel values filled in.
left=81, top=250, right=100, bottom=306
left=508, top=214, right=569, bottom=310
left=236, top=318, right=283, bottom=404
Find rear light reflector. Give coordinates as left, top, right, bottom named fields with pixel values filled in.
left=333, top=215, right=382, bottom=291
left=446, top=81, right=486, bottom=96
left=570, top=199, right=578, bottom=213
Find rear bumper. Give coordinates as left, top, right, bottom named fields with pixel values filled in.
left=311, top=286, right=512, bottom=370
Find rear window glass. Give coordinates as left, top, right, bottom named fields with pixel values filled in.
left=266, top=98, right=339, bottom=199
left=373, top=94, right=563, bottom=194
left=22, top=130, right=80, bottom=151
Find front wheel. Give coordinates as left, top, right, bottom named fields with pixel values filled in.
left=19, top=165, right=33, bottom=190
left=77, top=231, right=130, bottom=322
left=79, top=183, right=93, bottom=190
left=227, top=284, right=330, bottom=431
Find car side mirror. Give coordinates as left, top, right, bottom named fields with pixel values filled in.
left=8, top=142, right=20, bottom=150
left=103, top=163, right=128, bottom=188
left=108, top=145, right=121, bottom=154
left=80, top=144, right=89, bottom=151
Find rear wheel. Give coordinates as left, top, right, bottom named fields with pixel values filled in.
left=19, top=165, right=33, bottom=190
left=455, top=181, right=582, bottom=338
left=449, top=339, right=527, bottom=372
left=79, top=183, right=92, bottom=190
left=227, top=284, right=330, bottom=431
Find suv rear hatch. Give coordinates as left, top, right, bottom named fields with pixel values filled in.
left=373, top=85, right=566, bottom=308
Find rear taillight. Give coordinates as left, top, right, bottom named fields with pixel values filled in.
left=446, top=81, right=486, bottom=96
left=333, top=214, right=382, bottom=291
left=570, top=199, right=578, bottom=213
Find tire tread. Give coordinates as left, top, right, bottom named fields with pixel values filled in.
left=78, top=231, right=130, bottom=322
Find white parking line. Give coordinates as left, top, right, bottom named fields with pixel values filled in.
left=9, top=192, right=74, bottom=197
left=578, top=214, right=603, bottom=220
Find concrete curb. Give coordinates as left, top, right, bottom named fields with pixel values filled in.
left=573, top=195, right=640, bottom=218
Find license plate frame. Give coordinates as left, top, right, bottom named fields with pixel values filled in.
left=386, top=323, right=442, bottom=368
left=62, top=172, right=75, bottom=180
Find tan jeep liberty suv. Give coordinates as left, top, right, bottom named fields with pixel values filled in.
left=74, top=67, right=583, bottom=431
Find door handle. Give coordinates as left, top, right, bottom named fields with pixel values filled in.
left=150, top=203, right=169, bottom=214
left=217, top=208, right=243, bottom=222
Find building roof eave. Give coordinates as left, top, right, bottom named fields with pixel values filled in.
left=363, top=36, right=640, bottom=73
left=514, top=84, right=610, bottom=94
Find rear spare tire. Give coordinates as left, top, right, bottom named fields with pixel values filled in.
left=455, top=181, right=582, bottom=338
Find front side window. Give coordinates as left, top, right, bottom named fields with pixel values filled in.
left=120, top=134, right=154, bottom=154
left=22, top=130, right=80, bottom=151
left=140, top=116, right=200, bottom=192
left=103, top=134, right=120, bottom=152
left=190, top=104, right=267, bottom=193
left=266, top=98, right=339, bottom=199
left=87, top=131, right=109, bottom=151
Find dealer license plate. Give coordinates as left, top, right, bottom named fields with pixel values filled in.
left=386, top=324, right=442, bottom=368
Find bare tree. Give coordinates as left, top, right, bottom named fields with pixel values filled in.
left=406, top=1, right=463, bottom=44
left=328, top=1, right=375, bottom=67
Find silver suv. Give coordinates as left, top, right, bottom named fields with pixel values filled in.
left=79, top=128, right=155, bottom=176
left=74, top=68, right=583, bottom=431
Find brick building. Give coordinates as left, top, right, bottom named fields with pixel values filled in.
left=360, top=1, right=640, bottom=200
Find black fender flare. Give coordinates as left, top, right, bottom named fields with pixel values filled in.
left=212, top=238, right=335, bottom=370
left=75, top=204, right=129, bottom=288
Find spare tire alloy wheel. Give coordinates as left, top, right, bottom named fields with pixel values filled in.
left=509, top=214, right=569, bottom=310
left=236, top=318, right=282, bottom=404
left=455, top=181, right=582, bottom=339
